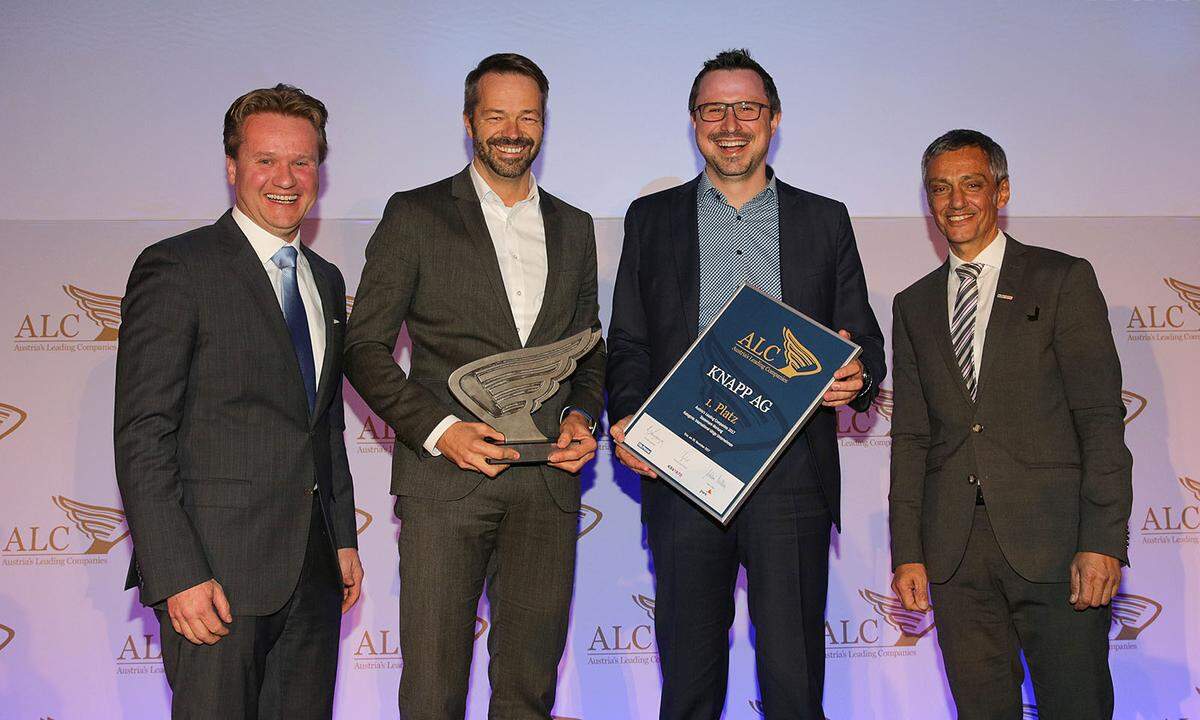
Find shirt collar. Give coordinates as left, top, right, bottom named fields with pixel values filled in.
left=469, top=161, right=539, bottom=208
left=949, top=229, right=1007, bottom=272
left=232, top=205, right=302, bottom=266
left=698, top=166, right=777, bottom=208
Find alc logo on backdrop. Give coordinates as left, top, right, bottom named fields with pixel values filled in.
left=2, top=496, right=129, bottom=565
left=12, top=285, right=122, bottom=352
left=115, top=632, right=163, bottom=677
left=837, top=387, right=892, bottom=447
left=824, top=588, right=935, bottom=660
left=0, top=403, right=28, bottom=442
left=1140, top=476, right=1200, bottom=545
left=1126, top=277, right=1200, bottom=342
left=586, top=594, right=658, bottom=666
left=352, top=617, right=489, bottom=671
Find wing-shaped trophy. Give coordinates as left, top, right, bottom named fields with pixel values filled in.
left=448, top=328, right=600, bottom=464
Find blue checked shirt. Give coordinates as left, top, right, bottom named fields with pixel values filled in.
left=697, top=171, right=782, bottom=332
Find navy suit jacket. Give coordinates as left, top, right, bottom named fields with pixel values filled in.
left=606, top=174, right=885, bottom=526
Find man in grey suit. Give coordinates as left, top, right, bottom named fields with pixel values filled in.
left=115, top=84, right=363, bottom=719
left=344, top=53, right=604, bottom=719
left=889, top=129, right=1133, bottom=719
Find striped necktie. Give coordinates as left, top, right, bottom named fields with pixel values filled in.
left=951, top=263, right=983, bottom=401
left=271, top=245, right=317, bottom=413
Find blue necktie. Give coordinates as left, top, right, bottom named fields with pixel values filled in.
left=271, top=246, right=317, bottom=413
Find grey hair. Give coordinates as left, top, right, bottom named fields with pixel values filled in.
left=921, top=129, right=1008, bottom=184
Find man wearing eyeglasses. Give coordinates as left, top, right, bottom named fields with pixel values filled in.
left=607, top=49, right=885, bottom=719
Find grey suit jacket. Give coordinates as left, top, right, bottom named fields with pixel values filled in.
left=114, top=211, right=357, bottom=614
left=344, top=167, right=605, bottom=511
left=889, top=236, right=1133, bottom=583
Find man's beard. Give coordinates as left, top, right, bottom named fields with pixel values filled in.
left=703, top=131, right=763, bottom=178
left=473, top=132, right=540, bottom=179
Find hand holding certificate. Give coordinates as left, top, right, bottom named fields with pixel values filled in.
left=619, top=285, right=860, bottom=524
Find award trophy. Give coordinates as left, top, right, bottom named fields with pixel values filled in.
left=448, top=328, right=601, bottom=464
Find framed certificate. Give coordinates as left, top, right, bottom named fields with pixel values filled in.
left=620, top=285, right=860, bottom=524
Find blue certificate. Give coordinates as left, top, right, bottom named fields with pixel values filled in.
left=621, top=285, right=860, bottom=524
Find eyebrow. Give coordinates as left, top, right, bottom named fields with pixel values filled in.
left=927, top=173, right=988, bottom=183
left=480, top=107, right=541, bottom=115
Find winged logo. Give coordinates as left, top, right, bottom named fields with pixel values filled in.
left=62, top=285, right=121, bottom=341
left=355, top=508, right=373, bottom=536
left=873, top=387, right=895, bottom=421
left=632, top=594, right=655, bottom=621
left=778, top=327, right=822, bottom=378
left=1164, top=277, right=1200, bottom=317
left=859, top=588, right=935, bottom=646
left=0, top=403, right=28, bottom=442
left=1121, top=390, right=1147, bottom=425
left=52, top=496, right=130, bottom=554
left=1179, top=476, right=1200, bottom=504
left=345, top=295, right=355, bottom=317
left=1022, top=704, right=1039, bottom=719
left=1109, top=593, right=1162, bottom=641
left=578, top=504, right=602, bottom=538
left=0, top=624, right=13, bottom=654
left=474, top=616, right=489, bottom=640
left=449, top=329, right=601, bottom=443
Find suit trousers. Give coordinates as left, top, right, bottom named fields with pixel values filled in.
left=396, top=471, right=578, bottom=720
left=157, top=494, right=343, bottom=720
left=931, top=506, right=1114, bottom=720
left=644, top=472, right=832, bottom=720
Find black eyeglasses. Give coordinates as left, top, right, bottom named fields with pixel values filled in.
left=692, top=101, right=770, bottom=122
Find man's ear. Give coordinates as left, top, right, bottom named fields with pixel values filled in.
left=225, top=155, right=237, bottom=187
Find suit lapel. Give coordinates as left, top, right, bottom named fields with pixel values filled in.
left=451, top=167, right=522, bottom=347
left=671, top=179, right=700, bottom=341
left=302, top=246, right=337, bottom=424
left=216, top=212, right=311, bottom=417
left=776, top=182, right=806, bottom=310
left=525, top=193, right=563, bottom=346
left=975, top=235, right=1027, bottom=401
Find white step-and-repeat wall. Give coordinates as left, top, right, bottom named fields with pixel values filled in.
left=1, top=2, right=1198, bottom=718
left=2, top=217, right=1198, bottom=719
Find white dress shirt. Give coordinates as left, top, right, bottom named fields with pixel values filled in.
left=947, top=230, right=1006, bottom=381
left=423, top=164, right=550, bottom=456
left=232, top=206, right=326, bottom=382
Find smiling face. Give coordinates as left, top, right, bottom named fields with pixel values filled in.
left=691, top=69, right=779, bottom=184
left=225, top=113, right=320, bottom=241
left=924, top=146, right=1010, bottom=260
left=464, top=72, right=544, bottom=183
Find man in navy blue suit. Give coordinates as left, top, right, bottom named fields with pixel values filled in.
left=607, top=49, right=885, bottom=719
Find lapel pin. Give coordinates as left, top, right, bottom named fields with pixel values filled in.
left=996, top=293, right=1014, bottom=301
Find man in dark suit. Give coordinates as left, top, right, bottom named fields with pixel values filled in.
left=889, top=129, right=1133, bottom=719
left=607, top=49, right=885, bottom=719
left=114, top=84, right=362, bottom=719
left=344, top=53, right=604, bottom=719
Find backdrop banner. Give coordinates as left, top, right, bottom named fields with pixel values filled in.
left=1, top=215, right=1196, bottom=719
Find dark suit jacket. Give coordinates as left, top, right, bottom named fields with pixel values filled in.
left=343, top=167, right=605, bottom=512
left=606, top=174, right=886, bottom=526
left=889, top=235, right=1133, bottom=584
left=114, top=211, right=357, bottom=615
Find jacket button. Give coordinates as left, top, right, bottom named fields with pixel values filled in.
left=967, top=474, right=978, bottom=485
left=305, top=487, right=315, bottom=495
left=971, top=423, right=983, bottom=433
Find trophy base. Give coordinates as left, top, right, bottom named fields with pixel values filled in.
left=484, top=439, right=583, bottom=465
